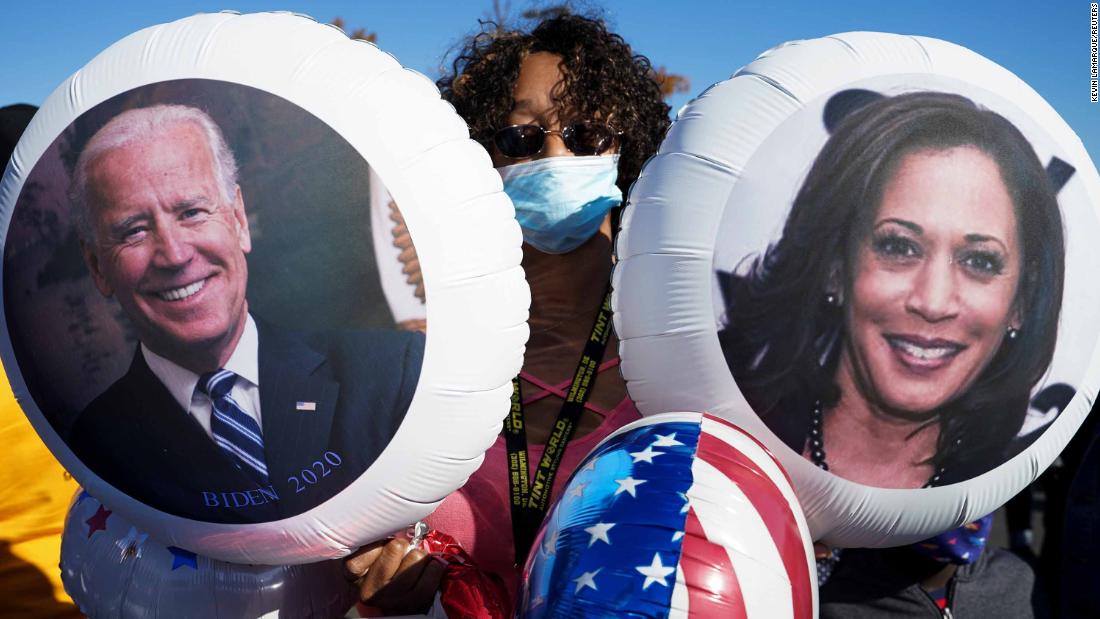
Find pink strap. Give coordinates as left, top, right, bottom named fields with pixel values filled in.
left=518, top=357, right=621, bottom=417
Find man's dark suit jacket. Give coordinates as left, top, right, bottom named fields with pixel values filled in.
left=67, top=322, right=424, bottom=523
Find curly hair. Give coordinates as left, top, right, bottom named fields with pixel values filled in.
left=437, top=14, right=670, bottom=194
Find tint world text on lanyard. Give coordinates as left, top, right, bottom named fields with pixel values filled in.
left=504, top=287, right=613, bottom=563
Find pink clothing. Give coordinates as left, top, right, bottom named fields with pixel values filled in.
left=424, top=394, right=641, bottom=604
left=517, top=357, right=621, bottom=415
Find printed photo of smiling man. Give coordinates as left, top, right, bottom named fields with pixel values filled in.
left=68, top=103, right=423, bottom=522
left=3, top=82, right=424, bottom=524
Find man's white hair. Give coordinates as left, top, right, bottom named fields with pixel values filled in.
left=69, top=104, right=239, bottom=241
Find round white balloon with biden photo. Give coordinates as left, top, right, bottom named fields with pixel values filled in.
left=0, top=11, right=526, bottom=564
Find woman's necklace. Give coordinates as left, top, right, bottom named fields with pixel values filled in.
left=808, top=400, right=948, bottom=587
left=808, top=400, right=946, bottom=487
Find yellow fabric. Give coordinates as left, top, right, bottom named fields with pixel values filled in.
left=0, top=375, right=81, bottom=618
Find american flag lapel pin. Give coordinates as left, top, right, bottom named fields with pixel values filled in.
left=296, top=401, right=317, bottom=412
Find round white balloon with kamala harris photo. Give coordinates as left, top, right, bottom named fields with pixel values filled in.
left=614, top=31, right=1100, bottom=547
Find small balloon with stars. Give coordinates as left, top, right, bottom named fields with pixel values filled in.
left=60, top=491, right=357, bottom=617
left=519, top=412, right=817, bottom=618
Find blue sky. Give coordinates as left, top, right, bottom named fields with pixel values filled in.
left=2, top=1, right=1097, bottom=161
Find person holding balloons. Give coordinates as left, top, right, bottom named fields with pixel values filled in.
left=344, top=12, right=670, bottom=615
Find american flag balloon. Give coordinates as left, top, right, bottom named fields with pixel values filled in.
left=519, top=412, right=817, bottom=618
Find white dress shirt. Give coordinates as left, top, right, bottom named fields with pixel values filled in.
left=142, top=315, right=263, bottom=438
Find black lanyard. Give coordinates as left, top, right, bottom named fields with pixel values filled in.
left=505, top=286, right=613, bottom=563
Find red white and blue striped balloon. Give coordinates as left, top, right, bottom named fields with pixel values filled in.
left=519, top=412, right=817, bottom=618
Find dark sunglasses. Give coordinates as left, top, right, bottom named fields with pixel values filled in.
left=492, top=121, right=622, bottom=159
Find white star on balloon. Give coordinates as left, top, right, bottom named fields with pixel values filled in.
left=614, top=476, right=647, bottom=497
left=531, top=594, right=546, bottom=607
left=542, top=529, right=561, bottom=556
left=584, top=522, right=616, bottom=547
left=569, top=481, right=589, bottom=498
left=678, top=491, right=690, bottom=514
left=672, top=531, right=684, bottom=542
left=652, top=433, right=684, bottom=447
left=573, top=568, right=601, bottom=593
left=118, top=526, right=148, bottom=557
left=636, top=553, right=675, bottom=590
left=582, top=458, right=598, bottom=472
left=630, top=446, right=664, bottom=464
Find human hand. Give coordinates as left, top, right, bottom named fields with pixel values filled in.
left=389, top=201, right=425, bottom=302
left=344, top=537, right=446, bottom=616
left=397, top=318, right=427, bottom=333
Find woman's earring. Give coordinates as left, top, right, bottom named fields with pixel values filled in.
left=825, top=291, right=841, bottom=307
left=1007, top=326, right=1020, bottom=340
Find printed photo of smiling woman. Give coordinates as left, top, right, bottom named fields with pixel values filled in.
left=717, top=91, right=1065, bottom=490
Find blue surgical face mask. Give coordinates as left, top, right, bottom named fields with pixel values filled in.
left=498, top=155, right=622, bottom=254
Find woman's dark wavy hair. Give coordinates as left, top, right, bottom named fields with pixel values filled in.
left=437, top=13, right=670, bottom=194
left=720, top=92, right=1065, bottom=479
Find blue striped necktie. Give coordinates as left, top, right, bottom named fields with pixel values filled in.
left=198, top=369, right=269, bottom=486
